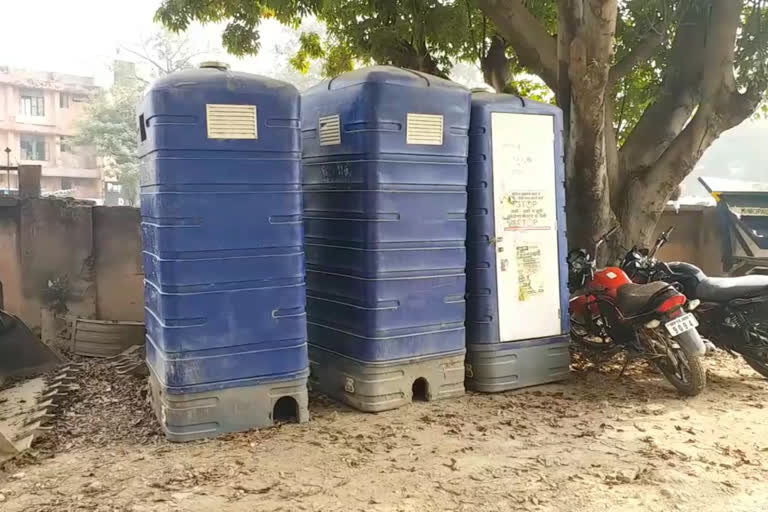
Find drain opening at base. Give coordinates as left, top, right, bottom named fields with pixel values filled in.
left=411, top=377, right=429, bottom=401
left=272, top=396, right=300, bottom=423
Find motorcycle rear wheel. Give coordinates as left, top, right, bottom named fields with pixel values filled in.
left=743, top=354, right=768, bottom=379
left=645, top=330, right=707, bottom=396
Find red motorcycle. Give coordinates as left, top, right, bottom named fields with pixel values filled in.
left=568, top=227, right=708, bottom=396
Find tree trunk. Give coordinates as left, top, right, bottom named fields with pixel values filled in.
left=561, top=0, right=618, bottom=251
left=480, top=0, right=765, bottom=262
left=481, top=36, right=511, bottom=92
left=389, top=40, right=448, bottom=77
left=616, top=0, right=762, bottom=253
left=476, top=0, right=559, bottom=90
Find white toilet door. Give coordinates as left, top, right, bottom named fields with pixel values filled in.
left=491, top=112, right=562, bottom=342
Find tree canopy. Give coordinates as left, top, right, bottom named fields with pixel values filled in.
left=155, top=0, right=550, bottom=94
left=75, top=82, right=144, bottom=205
left=156, top=0, right=768, bottom=252
left=75, top=30, right=205, bottom=205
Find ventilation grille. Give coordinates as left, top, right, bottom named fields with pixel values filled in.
left=319, top=115, right=341, bottom=146
left=206, top=104, right=257, bottom=139
left=407, top=113, right=444, bottom=145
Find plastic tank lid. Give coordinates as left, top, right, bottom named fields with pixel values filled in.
left=199, top=61, right=230, bottom=71
left=146, top=61, right=300, bottom=94
left=324, top=65, right=467, bottom=91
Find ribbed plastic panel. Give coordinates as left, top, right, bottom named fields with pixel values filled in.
left=301, top=66, right=471, bottom=364
left=138, top=66, right=309, bottom=400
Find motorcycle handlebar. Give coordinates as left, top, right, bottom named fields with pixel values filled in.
left=659, top=226, right=675, bottom=245
left=595, top=226, right=621, bottom=253
left=604, top=225, right=621, bottom=240
left=649, top=226, right=675, bottom=259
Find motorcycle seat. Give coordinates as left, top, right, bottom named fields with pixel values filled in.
left=695, top=275, right=768, bottom=302
left=616, top=281, right=674, bottom=316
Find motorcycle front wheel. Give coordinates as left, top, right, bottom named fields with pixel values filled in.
left=569, top=311, right=618, bottom=353
left=643, top=328, right=707, bottom=396
left=570, top=323, right=617, bottom=352
left=742, top=321, right=768, bottom=379
left=743, top=353, right=768, bottom=379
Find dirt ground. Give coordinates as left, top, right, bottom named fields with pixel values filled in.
left=1, top=351, right=767, bottom=512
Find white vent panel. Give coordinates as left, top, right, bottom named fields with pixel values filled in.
left=407, top=113, right=444, bottom=145
left=319, top=115, right=341, bottom=146
left=206, top=104, right=257, bottom=139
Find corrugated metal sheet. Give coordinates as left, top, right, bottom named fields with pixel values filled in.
left=71, top=318, right=144, bottom=358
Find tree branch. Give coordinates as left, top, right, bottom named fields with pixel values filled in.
left=615, top=85, right=627, bottom=139
left=482, top=16, right=488, bottom=58
left=556, top=0, right=575, bottom=137
left=620, top=0, right=753, bottom=244
left=465, top=0, right=481, bottom=62
left=605, top=94, right=620, bottom=210
left=618, top=3, right=710, bottom=177
left=608, top=30, right=665, bottom=84
left=476, top=0, right=558, bottom=90
left=659, top=0, right=761, bottom=160
left=481, top=35, right=510, bottom=92
left=120, top=46, right=167, bottom=76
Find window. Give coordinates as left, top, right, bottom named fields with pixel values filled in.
left=60, top=93, right=70, bottom=108
left=20, top=91, right=45, bottom=117
left=61, top=178, right=74, bottom=190
left=20, top=134, right=46, bottom=161
left=60, top=136, right=71, bottom=153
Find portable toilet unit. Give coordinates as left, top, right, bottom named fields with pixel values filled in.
left=301, top=66, right=471, bottom=411
left=138, top=62, right=309, bottom=441
left=465, top=93, right=570, bottom=392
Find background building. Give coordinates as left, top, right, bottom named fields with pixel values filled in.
left=0, top=66, right=104, bottom=200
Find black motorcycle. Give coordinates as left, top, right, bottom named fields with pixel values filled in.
left=622, top=227, right=768, bottom=378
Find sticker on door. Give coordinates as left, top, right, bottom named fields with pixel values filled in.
left=516, top=243, right=544, bottom=301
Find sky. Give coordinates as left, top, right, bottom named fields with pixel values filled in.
left=2, top=0, right=165, bottom=81
left=1, top=0, right=765, bottom=198
left=0, top=0, right=292, bottom=86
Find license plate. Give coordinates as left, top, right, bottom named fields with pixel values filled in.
left=664, top=313, right=699, bottom=336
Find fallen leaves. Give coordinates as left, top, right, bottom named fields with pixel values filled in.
left=0, top=350, right=765, bottom=512
left=40, top=356, right=161, bottom=451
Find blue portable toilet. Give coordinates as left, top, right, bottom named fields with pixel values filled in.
left=465, top=92, right=570, bottom=392
left=301, top=66, right=471, bottom=411
left=138, top=62, right=309, bottom=440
